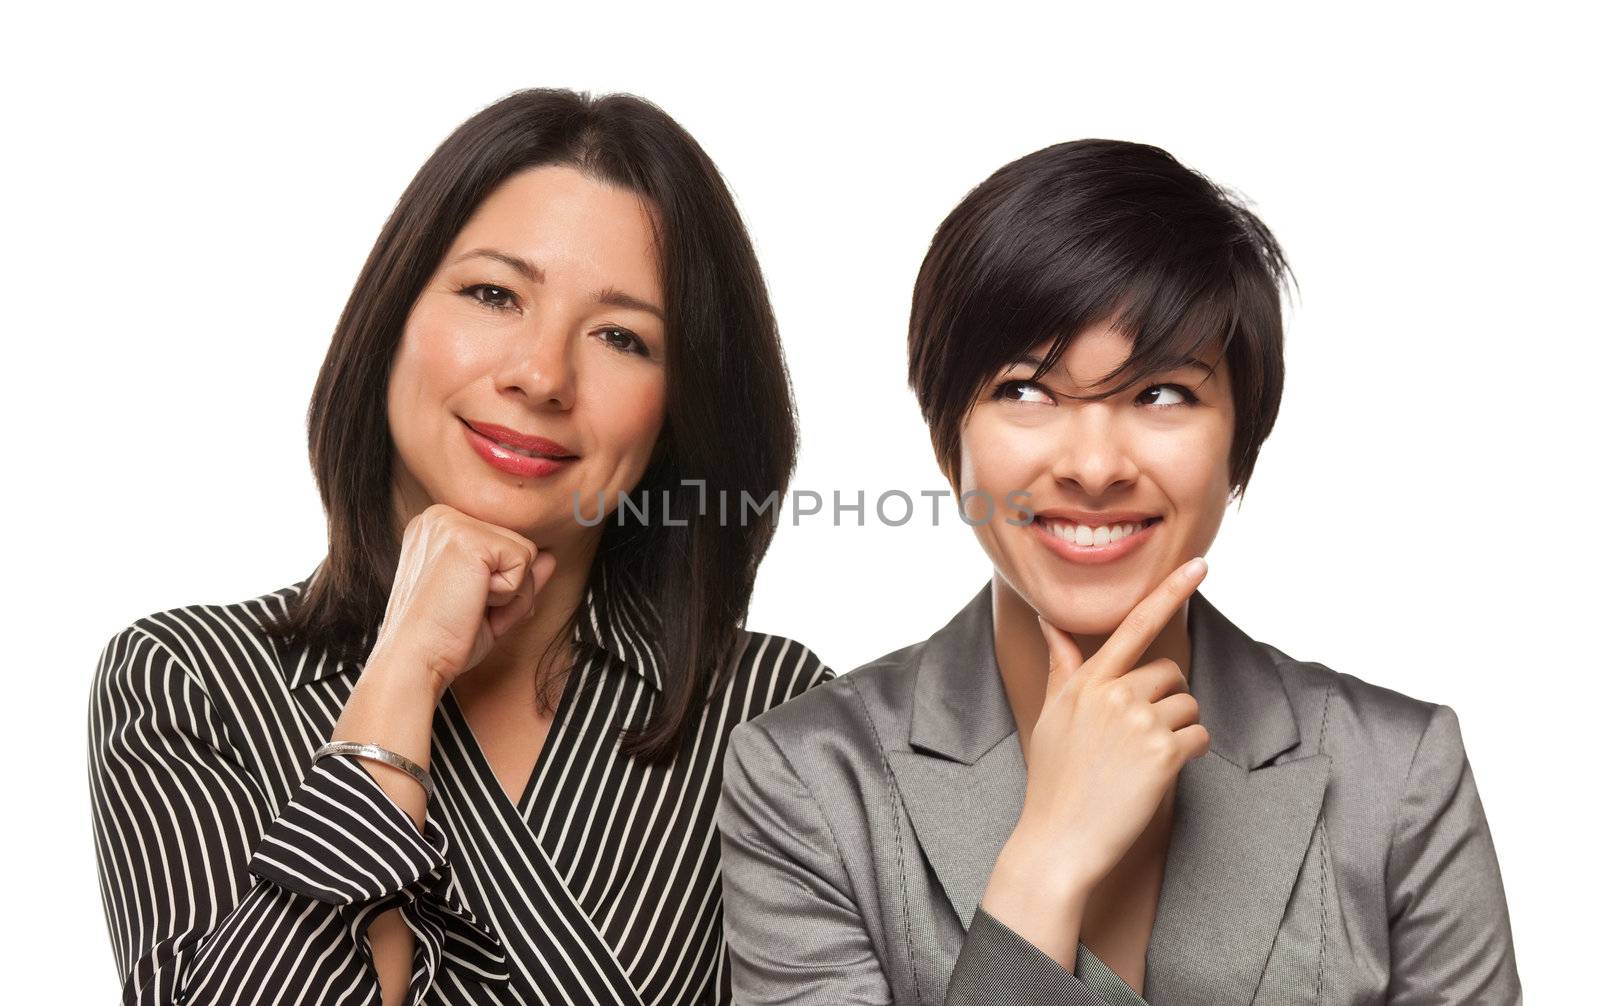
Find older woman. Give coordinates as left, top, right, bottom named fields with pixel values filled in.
left=89, top=89, right=831, bottom=1006
left=717, top=139, right=1521, bottom=1004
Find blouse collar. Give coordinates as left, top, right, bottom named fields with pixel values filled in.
left=570, top=561, right=666, bottom=692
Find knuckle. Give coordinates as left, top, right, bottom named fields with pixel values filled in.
left=1150, top=731, right=1180, bottom=764
left=1163, top=663, right=1190, bottom=693
left=439, top=515, right=476, bottom=545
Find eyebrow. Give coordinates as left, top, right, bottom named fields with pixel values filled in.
left=451, top=248, right=666, bottom=322
left=594, top=286, right=666, bottom=322
left=453, top=248, right=544, bottom=283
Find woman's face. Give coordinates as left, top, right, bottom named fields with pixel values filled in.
left=387, top=164, right=667, bottom=547
left=958, top=319, right=1235, bottom=636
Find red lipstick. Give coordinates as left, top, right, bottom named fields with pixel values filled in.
left=461, top=418, right=577, bottom=479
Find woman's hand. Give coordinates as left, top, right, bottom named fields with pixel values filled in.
left=1022, top=556, right=1211, bottom=885
left=331, top=503, right=556, bottom=1006
left=368, top=502, right=559, bottom=702
left=980, top=557, right=1211, bottom=965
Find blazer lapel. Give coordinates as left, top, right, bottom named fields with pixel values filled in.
left=1142, top=591, right=1330, bottom=1005
left=886, top=581, right=1026, bottom=931
left=888, top=582, right=1330, bottom=1006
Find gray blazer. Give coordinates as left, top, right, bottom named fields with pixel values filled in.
left=716, top=582, right=1521, bottom=1004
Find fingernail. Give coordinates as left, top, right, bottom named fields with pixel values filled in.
left=1184, top=556, right=1207, bottom=577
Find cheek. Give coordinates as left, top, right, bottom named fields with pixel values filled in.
left=390, top=315, right=481, bottom=411
left=385, top=341, right=426, bottom=438
left=957, top=415, right=1055, bottom=534
left=1139, top=423, right=1233, bottom=523
left=593, top=372, right=666, bottom=472
left=408, top=316, right=487, bottom=381
left=957, top=414, right=1048, bottom=498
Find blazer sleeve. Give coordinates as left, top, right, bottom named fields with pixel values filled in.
left=717, top=719, right=894, bottom=1004
left=88, top=623, right=507, bottom=1005
left=717, top=719, right=1135, bottom=1006
left=1384, top=702, right=1522, bottom=1003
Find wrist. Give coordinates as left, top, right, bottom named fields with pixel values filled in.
left=331, top=644, right=445, bottom=774
left=990, top=831, right=1097, bottom=911
left=980, top=840, right=1094, bottom=968
left=362, top=640, right=451, bottom=706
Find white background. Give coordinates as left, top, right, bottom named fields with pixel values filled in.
left=4, top=2, right=1590, bottom=999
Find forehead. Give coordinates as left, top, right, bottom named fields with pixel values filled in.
left=449, top=165, right=662, bottom=283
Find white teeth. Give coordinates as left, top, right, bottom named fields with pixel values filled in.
left=1044, top=519, right=1149, bottom=547
left=496, top=442, right=539, bottom=458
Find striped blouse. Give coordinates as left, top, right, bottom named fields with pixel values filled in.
left=88, top=563, right=833, bottom=1005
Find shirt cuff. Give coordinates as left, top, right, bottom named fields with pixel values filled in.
left=947, top=905, right=1130, bottom=1006
left=247, top=753, right=510, bottom=989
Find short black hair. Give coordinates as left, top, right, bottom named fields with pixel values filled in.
left=908, top=138, right=1295, bottom=497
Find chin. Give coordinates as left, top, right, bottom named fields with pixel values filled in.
left=448, top=493, right=562, bottom=537
left=1028, top=577, right=1145, bottom=637
left=1038, top=604, right=1126, bottom=637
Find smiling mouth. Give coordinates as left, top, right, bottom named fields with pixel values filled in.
left=460, top=417, right=577, bottom=459
left=492, top=440, right=569, bottom=459
left=1034, top=516, right=1161, bottom=547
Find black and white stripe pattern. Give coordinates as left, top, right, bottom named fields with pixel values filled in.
left=89, top=562, right=833, bottom=1005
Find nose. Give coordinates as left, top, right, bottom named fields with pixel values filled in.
left=1049, top=403, right=1139, bottom=497
left=500, top=317, right=577, bottom=411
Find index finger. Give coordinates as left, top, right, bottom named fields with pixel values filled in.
left=1089, top=557, right=1208, bottom=678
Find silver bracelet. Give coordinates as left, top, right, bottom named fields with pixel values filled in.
left=313, top=741, right=436, bottom=803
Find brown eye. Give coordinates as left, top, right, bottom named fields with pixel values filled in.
left=1135, top=383, right=1198, bottom=408
left=597, top=326, right=650, bottom=358
left=459, top=283, right=517, bottom=311
left=992, top=379, right=1053, bottom=404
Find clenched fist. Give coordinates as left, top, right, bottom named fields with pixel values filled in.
left=367, top=503, right=559, bottom=701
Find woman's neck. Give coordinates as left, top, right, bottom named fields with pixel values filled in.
left=990, top=573, right=1192, bottom=757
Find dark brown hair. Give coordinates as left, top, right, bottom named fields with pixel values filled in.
left=908, top=138, right=1296, bottom=497
left=264, top=88, right=797, bottom=764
